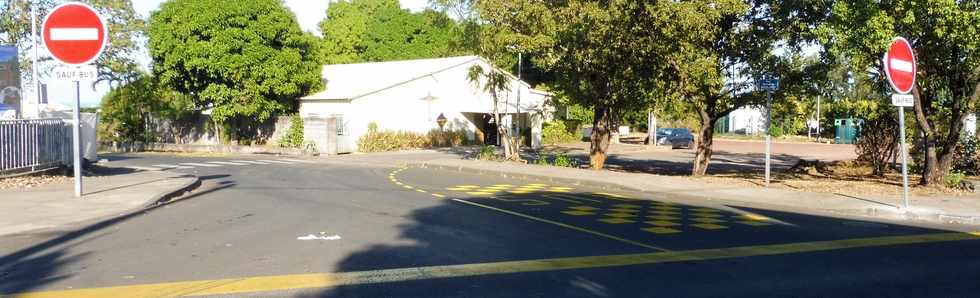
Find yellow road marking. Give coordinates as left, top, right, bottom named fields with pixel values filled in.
left=452, top=198, right=669, bottom=251
left=416, top=189, right=428, bottom=193
left=432, top=193, right=446, bottom=198
left=16, top=232, right=980, bottom=297
left=403, top=185, right=414, bottom=190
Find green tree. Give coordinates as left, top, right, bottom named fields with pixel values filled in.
left=319, top=0, right=459, bottom=63
left=816, top=0, right=980, bottom=185
left=100, top=73, right=194, bottom=142
left=467, top=63, right=517, bottom=160
left=148, top=0, right=322, bottom=142
left=473, top=0, right=665, bottom=170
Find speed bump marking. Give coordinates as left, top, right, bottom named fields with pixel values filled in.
left=643, top=227, right=682, bottom=234
left=599, top=218, right=636, bottom=224
left=691, top=218, right=726, bottom=224
left=691, top=223, right=728, bottom=230
left=604, top=213, right=638, bottom=218
left=562, top=210, right=596, bottom=216
left=645, top=220, right=681, bottom=227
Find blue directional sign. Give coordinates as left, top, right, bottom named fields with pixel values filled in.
left=758, top=79, right=779, bottom=92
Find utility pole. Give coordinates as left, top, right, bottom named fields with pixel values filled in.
left=31, top=2, right=40, bottom=118
left=816, top=95, right=821, bottom=143
left=516, top=52, right=521, bottom=145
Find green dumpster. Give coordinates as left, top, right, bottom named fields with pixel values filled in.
left=834, top=118, right=864, bottom=144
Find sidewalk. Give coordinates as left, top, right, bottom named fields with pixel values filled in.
left=417, top=158, right=980, bottom=226
left=0, top=168, right=199, bottom=237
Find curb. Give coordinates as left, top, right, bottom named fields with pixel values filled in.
left=146, top=174, right=202, bottom=207
left=415, top=160, right=980, bottom=227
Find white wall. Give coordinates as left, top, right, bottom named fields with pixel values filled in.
left=728, top=106, right=765, bottom=134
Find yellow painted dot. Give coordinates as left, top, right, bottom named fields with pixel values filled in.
left=454, top=185, right=480, bottom=189
left=604, top=213, right=637, bottom=218
left=447, top=188, right=471, bottom=191
left=645, top=220, right=680, bottom=227
left=416, top=189, right=427, bottom=193
left=691, top=213, right=724, bottom=218
left=561, top=210, right=595, bottom=216
left=492, top=184, right=515, bottom=188
left=739, top=213, right=772, bottom=221
left=432, top=193, right=446, bottom=198
left=647, top=215, right=680, bottom=221
left=691, top=218, right=725, bottom=224
left=466, top=192, right=494, bottom=196
left=737, top=221, right=772, bottom=226
left=569, top=206, right=599, bottom=211
left=608, top=208, right=640, bottom=213
left=643, top=227, right=682, bottom=234
left=508, top=191, right=532, bottom=194
left=403, top=185, right=414, bottom=189
left=691, top=208, right=721, bottom=213
left=612, top=204, right=641, bottom=209
left=691, top=223, right=728, bottom=230
left=598, top=218, right=636, bottom=224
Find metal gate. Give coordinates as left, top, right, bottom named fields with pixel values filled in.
left=0, top=119, right=72, bottom=177
left=334, top=115, right=353, bottom=154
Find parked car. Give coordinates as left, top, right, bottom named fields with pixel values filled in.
left=655, top=128, right=694, bottom=149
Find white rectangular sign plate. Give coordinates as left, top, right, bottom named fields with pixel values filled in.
left=891, top=94, right=914, bottom=107
left=54, top=65, right=97, bottom=81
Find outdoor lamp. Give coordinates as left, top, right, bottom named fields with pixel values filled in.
left=437, top=113, right=447, bottom=129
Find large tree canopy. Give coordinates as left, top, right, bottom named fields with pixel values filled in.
left=816, top=0, right=980, bottom=185
left=148, top=0, right=322, bottom=136
left=319, top=0, right=460, bottom=64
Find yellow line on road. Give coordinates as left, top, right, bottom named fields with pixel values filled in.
left=451, top=198, right=670, bottom=252
left=13, top=232, right=979, bottom=298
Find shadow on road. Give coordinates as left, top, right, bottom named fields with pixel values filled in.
left=0, top=175, right=235, bottom=295
left=296, top=189, right=978, bottom=297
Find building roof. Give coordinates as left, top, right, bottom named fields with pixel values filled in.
left=301, top=55, right=548, bottom=101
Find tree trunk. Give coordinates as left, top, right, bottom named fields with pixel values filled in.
left=912, top=87, right=944, bottom=185
left=590, top=107, right=612, bottom=170
left=692, top=112, right=715, bottom=176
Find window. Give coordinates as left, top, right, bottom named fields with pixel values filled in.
left=332, top=114, right=347, bottom=136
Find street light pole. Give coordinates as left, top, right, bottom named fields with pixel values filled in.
left=516, top=52, right=522, bottom=144
left=31, top=3, right=40, bottom=118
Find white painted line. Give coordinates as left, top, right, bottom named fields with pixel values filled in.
left=208, top=161, right=249, bottom=166
left=126, top=166, right=162, bottom=171
left=278, top=158, right=312, bottom=164
left=258, top=160, right=292, bottom=164
left=890, top=58, right=914, bottom=73
left=50, top=28, right=99, bottom=41
left=232, top=160, right=270, bottom=165
left=180, top=162, right=221, bottom=168
left=153, top=164, right=194, bottom=170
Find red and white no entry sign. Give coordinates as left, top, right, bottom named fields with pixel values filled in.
left=42, top=2, right=107, bottom=66
left=884, top=37, right=917, bottom=95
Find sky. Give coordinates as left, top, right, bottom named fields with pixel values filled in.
left=39, top=0, right=430, bottom=108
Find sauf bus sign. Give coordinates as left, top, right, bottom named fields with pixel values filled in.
left=883, top=37, right=916, bottom=210
left=42, top=2, right=107, bottom=198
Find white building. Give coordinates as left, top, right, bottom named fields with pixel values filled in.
left=299, top=56, right=552, bottom=152
left=724, top=106, right=766, bottom=134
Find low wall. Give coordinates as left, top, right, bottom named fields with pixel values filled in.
left=100, top=142, right=314, bottom=156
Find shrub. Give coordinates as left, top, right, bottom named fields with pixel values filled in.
left=427, top=129, right=467, bottom=148
left=855, top=115, right=898, bottom=176
left=477, top=146, right=497, bottom=160
left=553, top=152, right=574, bottom=168
left=946, top=171, right=967, bottom=188
left=534, top=156, right=550, bottom=165
left=357, top=123, right=429, bottom=152
left=954, top=135, right=980, bottom=176
left=542, top=121, right=579, bottom=144
left=357, top=123, right=472, bottom=152
left=279, top=115, right=304, bottom=148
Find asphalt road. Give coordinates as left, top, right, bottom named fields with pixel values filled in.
left=2, top=152, right=979, bottom=297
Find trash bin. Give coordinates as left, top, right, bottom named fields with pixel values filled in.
left=834, top=118, right=864, bottom=144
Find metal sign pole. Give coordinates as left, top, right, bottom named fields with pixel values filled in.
left=72, top=80, right=82, bottom=197
left=898, top=105, right=909, bottom=209
left=765, top=91, right=772, bottom=187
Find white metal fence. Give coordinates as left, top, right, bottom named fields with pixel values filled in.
left=0, top=119, right=73, bottom=177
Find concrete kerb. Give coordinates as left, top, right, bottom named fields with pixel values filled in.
left=145, top=174, right=202, bottom=207
left=413, top=161, right=980, bottom=227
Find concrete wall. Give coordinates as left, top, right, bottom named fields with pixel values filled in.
left=150, top=114, right=293, bottom=145
left=302, top=116, right=337, bottom=155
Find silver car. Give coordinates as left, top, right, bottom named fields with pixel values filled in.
left=656, top=128, right=694, bottom=149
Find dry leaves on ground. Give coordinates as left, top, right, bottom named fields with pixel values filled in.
left=0, top=174, right=71, bottom=190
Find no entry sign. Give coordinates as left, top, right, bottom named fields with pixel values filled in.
left=42, top=2, right=107, bottom=66
left=884, top=37, right=917, bottom=95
